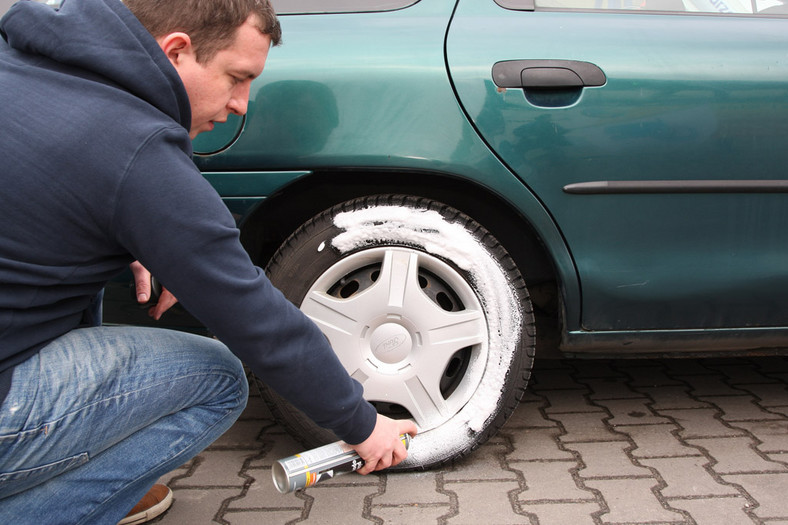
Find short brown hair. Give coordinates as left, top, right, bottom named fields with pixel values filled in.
left=124, top=0, right=282, bottom=63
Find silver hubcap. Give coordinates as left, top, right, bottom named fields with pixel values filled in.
left=300, top=247, right=489, bottom=430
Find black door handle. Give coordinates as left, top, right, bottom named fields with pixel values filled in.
left=492, top=60, right=606, bottom=89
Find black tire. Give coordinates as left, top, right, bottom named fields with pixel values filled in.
left=255, top=194, right=535, bottom=470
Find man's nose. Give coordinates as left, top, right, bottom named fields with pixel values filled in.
left=228, top=83, right=251, bottom=115
left=228, top=97, right=248, bottom=116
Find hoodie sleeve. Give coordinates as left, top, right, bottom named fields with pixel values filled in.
left=111, top=125, right=377, bottom=445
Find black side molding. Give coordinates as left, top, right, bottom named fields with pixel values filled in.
left=564, top=180, right=788, bottom=194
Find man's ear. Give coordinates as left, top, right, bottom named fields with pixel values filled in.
left=156, top=32, right=194, bottom=68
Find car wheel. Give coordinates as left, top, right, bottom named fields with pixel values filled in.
left=255, top=194, right=535, bottom=469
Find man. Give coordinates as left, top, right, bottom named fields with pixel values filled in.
left=0, top=0, right=417, bottom=523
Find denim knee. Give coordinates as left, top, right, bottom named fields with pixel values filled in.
left=175, top=332, right=249, bottom=415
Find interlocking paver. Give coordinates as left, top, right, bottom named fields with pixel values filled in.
left=160, top=488, right=246, bottom=524
left=444, top=481, right=530, bottom=525
left=504, top=400, right=556, bottom=428
left=770, top=406, right=788, bottom=418
left=638, top=456, right=739, bottom=497
left=669, top=496, right=756, bottom=525
left=635, top=385, right=710, bottom=410
left=373, top=471, right=448, bottom=506
left=372, top=504, right=450, bottom=524
left=734, top=382, right=788, bottom=406
left=618, top=364, right=684, bottom=388
left=689, top=437, right=787, bottom=474
left=704, top=362, right=777, bottom=384
left=592, top=398, right=671, bottom=426
left=550, top=412, right=623, bottom=442
left=563, top=442, right=650, bottom=478
left=579, top=378, right=643, bottom=400
left=224, top=476, right=304, bottom=524
left=582, top=478, right=686, bottom=523
left=750, top=356, right=788, bottom=374
left=181, top=450, right=258, bottom=487
left=151, top=357, right=788, bottom=524
left=520, top=502, right=600, bottom=525
left=297, top=485, right=384, bottom=525
left=514, top=461, right=596, bottom=502
left=723, top=472, right=788, bottom=520
left=659, top=408, right=745, bottom=438
left=529, top=367, right=583, bottom=389
left=618, top=423, right=701, bottom=458
left=538, top=389, right=598, bottom=414
left=769, top=452, right=788, bottom=464
left=568, top=360, right=626, bottom=379
left=443, top=439, right=517, bottom=482
left=506, top=427, right=574, bottom=461
left=699, top=395, right=784, bottom=421
left=682, top=375, right=744, bottom=396
left=733, top=420, right=788, bottom=453
left=224, top=509, right=306, bottom=525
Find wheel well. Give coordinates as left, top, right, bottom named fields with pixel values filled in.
left=238, top=169, right=561, bottom=331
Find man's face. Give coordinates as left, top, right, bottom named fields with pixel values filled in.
left=160, top=15, right=272, bottom=139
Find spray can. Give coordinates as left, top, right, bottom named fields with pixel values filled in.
left=272, top=434, right=411, bottom=493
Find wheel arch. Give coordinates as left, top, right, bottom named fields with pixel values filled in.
left=238, top=168, right=564, bottom=354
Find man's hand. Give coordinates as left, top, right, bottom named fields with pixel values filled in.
left=351, top=414, right=418, bottom=475
left=129, top=261, right=178, bottom=320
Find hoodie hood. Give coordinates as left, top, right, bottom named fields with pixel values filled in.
left=1, top=0, right=191, bottom=128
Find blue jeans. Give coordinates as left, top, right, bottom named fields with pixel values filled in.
left=0, top=326, right=248, bottom=524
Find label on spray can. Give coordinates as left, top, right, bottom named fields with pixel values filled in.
left=272, top=434, right=411, bottom=493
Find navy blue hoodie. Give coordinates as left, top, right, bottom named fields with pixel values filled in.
left=0, top=0, right=376, bottom=444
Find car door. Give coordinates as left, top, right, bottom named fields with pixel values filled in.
left=447, top=0, right=788, bottom=332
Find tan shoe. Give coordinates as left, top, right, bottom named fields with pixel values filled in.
left=117, top=484, right=173, bottom=525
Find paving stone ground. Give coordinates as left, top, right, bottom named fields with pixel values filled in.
left=152, top=356, right=788, bottom=524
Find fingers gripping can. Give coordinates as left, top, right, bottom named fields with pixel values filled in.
left=272, top=434, right=411, bottom=493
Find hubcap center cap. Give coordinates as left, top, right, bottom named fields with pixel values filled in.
left=370, top=323, right=412, bottom=364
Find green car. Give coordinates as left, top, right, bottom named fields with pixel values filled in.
left=101, top=0, right=788, bottom=468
